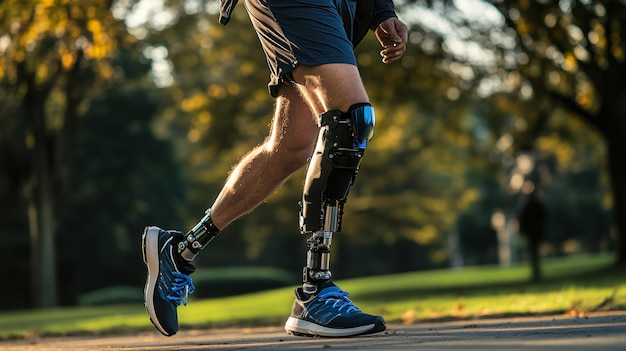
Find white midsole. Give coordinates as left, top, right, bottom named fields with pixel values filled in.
left=143, top=226, right=169, bottom=336
left=284, top=317, right=374, bottom=337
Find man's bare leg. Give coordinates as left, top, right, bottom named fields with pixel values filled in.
left=209, top=84, right=318, bottom=230
left=210, top=62, right=367, bottom=230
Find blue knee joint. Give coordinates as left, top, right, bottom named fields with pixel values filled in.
left=349, top=103, right=376, bottom=149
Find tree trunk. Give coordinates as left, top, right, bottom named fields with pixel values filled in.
left=606, top=109, right=626, bottom=267
left=36, top=140, right=58, bottom=308
left=24, top=86, right=59, bottom=308
left=528, top=237, right=542, bottom=281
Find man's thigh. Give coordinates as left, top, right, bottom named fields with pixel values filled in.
left=292, top=63, right=369, bottom=114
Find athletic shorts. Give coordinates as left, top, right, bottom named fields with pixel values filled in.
left=244, top=0, right=358, bottom=97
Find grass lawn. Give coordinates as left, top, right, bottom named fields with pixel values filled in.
left=0, top=253, right=624, bottom=340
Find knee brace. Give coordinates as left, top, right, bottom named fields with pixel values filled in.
left=300, top=103, right=375, bottom=289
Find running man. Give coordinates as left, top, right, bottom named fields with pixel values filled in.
left=143, top=0, right=408, bottom=337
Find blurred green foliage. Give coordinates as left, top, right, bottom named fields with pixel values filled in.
left=0, top=0, right=621, bottom=310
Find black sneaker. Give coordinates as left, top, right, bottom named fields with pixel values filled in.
left=142, top=226, right=195, bottom=336
left=284, top=281, right=386, bottom=337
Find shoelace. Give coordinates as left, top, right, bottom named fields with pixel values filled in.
left=166, top=271, right=195, bottom=306
left=318, top=290, right=361, bottom=314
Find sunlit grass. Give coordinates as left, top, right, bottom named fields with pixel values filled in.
left=0, top=253, right=623, bottom=340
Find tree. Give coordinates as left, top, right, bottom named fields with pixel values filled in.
left=484, top=0, right=626, bottom=266
left=0, top=0, right=134, bottom=307
left=399, top=0, right=621, bottom=267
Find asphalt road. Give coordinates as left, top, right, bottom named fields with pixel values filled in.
left=4, top=311, right=626, bottom=350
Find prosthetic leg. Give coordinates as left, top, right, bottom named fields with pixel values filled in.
left=300, top=103, right=375, bottom=293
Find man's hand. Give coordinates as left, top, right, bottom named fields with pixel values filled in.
left=375, top=17, right=408, bottom=64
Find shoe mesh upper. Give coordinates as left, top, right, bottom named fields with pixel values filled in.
left=295, top=282, right=378, bottom=328
left=157, top=232, right=196, bottom=306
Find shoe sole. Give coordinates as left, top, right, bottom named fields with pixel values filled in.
left=285, top=317, right=384, bottom=337
left=142, top=226, right=172, bottom=336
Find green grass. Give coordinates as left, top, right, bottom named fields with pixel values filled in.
left=1, top=253, right=624, bottom=340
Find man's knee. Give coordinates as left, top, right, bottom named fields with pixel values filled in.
left=264, top=135, right=314, bottom=173
left=286, top=142, right=315, bottom=171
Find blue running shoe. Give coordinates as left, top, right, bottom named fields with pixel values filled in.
left=284, top=281, right=386, bottom=337
left=142, top=226, right=195, bottom=336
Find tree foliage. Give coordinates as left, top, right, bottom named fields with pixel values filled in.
left=483, top=0, right=626, bottom=265
left=0, top=0, right=621, bottom=310
left=0, top=0, right=136, bottom=307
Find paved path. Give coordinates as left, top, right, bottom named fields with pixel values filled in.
left=4, top=311, right=626, bottom=350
